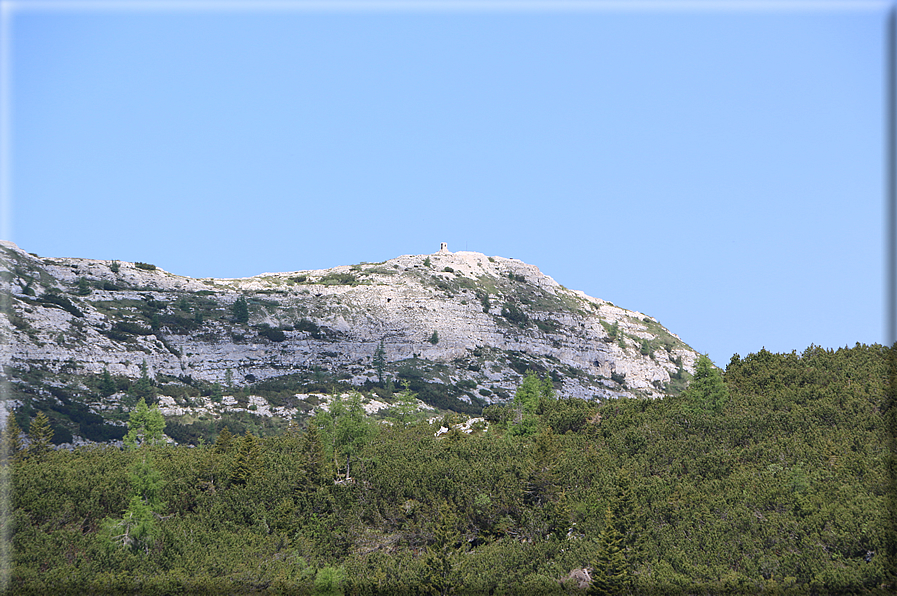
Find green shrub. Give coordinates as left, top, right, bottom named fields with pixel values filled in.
left=134, top=262, right=156, bottom=271
left=429, top=330, right=439, bottom=345
left=232, top=297, right=249, bottom=323
left=501, top=303, right=528, bottom=327
left=423, top=257, right=431, bottom=268
left=296, top=318, right=321, bottom=338
left=75, top=277, right=91, bottom=296
left=109, top=260, right=120, bottom=273
left=259, top=327, right=286, bottom=342
left=37, top=293, right=84, bottom=318
left=114, top=321, right=153, bottom=336
left=443, top=267, right=454, bottom=273
left=319, top=272, right=357, bottom=286
left=534, top=319, right=558, bottom=333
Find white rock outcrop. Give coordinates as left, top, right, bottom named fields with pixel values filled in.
left=1, top=241, right=699, bottom=403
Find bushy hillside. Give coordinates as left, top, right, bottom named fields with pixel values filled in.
left=5, top=343, right=892, bottom=595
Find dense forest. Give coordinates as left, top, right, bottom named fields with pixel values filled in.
left=3, top=343, right=894, bottom=595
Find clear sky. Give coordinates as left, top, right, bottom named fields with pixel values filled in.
left=1, top=1, right=890, bottom=365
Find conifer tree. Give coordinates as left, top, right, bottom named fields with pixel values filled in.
left=299, top=424, right=328, bottom=488
left=27, top=411, right=53, bottom=457
left=373, top=340, right=386, bottom=385
left=124, top=397, right=166, bottom=449
left=214, top=426, right=233, bottom=454
left=230, top=432, right=260, bottom=485
left=422, top=503, right=460, bottom=595
left=390, top=381, right=418, bottom=428
left=1, top=416, right=22, bottom=463
left=589, top=508, right=630, bottom=596
left=131, top=360, right=156, bottom=403
left=613, top=468, right=638, bottom=557
left=98, top=367, right=117, bottom=397
left=683, top=354, right=729, bottom=416
left=232, top=296, right=249, bottom=324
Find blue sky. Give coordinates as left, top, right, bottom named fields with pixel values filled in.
left=1, top=1, right=889, bottom=365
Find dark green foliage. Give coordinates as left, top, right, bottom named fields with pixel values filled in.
left=589, top=508, right=629, bottom=595
left=319, top=272, right=358, bottom=286
left=134, top=262, right=156, bottom=271
left=232, top=296, right=249, bottom=323
left=423, top=257, right=431, bottom=268
left=130, top=361, right=156, bottom=404
left=26, top=411, right=53, bottom=457
left=373, top=340, right=386, bottom=385
left=535, top=318, right=559, bottom=333
left=501, top=302, right=528, bottom=326
left=429, top=330, right=439, bottom=345
left=109, top=260, right=120, bottom=273
left=229, top=432, right=260, bottom=485
left=422, top=503, right=461, bottom=595
left=258, top=326, right=286, bottom=342
left=2, top=415, right=23, bottom=463
left=75, top=276, right=91, bottom=295
left=296, top=317, right=320, bottom=338
left=98, top=367, right=116, bottom=397
left=8, top=344, right=891, bottom=595
left=681, top=354, right=728, bottom=416
left=113, top=321, right=153, bottom=336
left=478, top=291, right=490, bottom=313
left=36, top=292, right=84, bottom=317
left=400, top=377, right=483, bottom=416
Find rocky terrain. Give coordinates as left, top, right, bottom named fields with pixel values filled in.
left=0, top=240, right=699, bottom=443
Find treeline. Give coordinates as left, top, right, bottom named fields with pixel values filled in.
left=4, top=343, right=894, bottom=594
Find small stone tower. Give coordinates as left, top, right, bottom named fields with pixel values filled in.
left=439, top=242, right=449, bottom=254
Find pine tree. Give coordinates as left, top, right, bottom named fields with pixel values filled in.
left=683, top=354, right=729, bottom=416
left=299, top=424, right=328, bottom=488
left=373, top=340, right=386, bottom=385
left=390, top=381, right=418, bottom=428
left=214, top=426, right=233, bottom=454
left=232, top=296, right=249, bottom=324
left=613, top=468, right=638, bottom=557
left=131, top=360, right=156, bottom=403
left=76, top=276, right=91, bottom=295
left=589, top=508, right=630, bottom=596
left=230, top=432, right=260, bottom=485
left=124, top=397, right=166, bottom=449
left=99, top=367, right=116, bottom=397
left=27, top=411, right=53, bottom=457
left=1, top=416, right=23, bottom=463
left=422, top=503, right=460, bottom=596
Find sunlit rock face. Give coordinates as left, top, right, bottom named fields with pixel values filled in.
left=0, top=241, right=699, bottom=403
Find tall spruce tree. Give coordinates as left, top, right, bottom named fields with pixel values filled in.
left=98, top=367, right=117, bottom=397
left=27, top=411, right=53, bottom=457
left=373, top=340, right=386, bottom=385
left=683, top=354, right=729, bottom=416
left=124, top=397, right=166, bottom=449
left=589, top=508, right=630, bottom=596
left=232, top=296, right=249, bottom=324
left=1, top=416, right=22, bottom=463
left=230, top=433, right=260, bottom=486
left=422, top=503, right=460, bottom=596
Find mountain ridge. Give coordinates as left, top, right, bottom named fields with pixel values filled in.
left=1, top=241, right=700, bottom=442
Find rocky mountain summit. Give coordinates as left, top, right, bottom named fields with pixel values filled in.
left=1, top=241, right=699, bottom=441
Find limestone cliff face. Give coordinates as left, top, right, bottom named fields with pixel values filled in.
left=0, top=241, right=698, bottom=403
